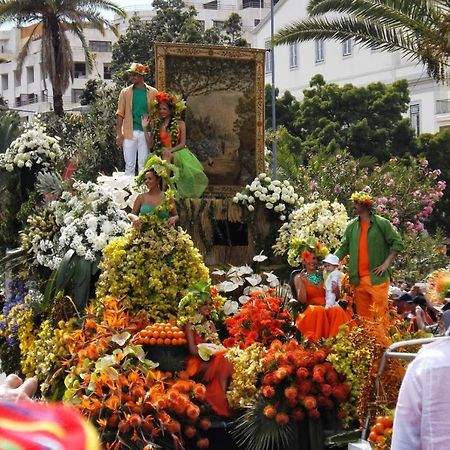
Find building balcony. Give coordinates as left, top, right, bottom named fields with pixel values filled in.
left=15, top=93, right=38, bottom=107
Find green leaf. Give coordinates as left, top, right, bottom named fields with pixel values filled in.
left=111, top=331, right=131, bottom=347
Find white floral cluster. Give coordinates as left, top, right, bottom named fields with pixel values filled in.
left=273, top=200, right=349, bottom=256
left=24, top=181, right=129, bottom=270
left=0, top=120, right=62, bottom=172
left=96, top=171, right=142, bottom=210
left=233, top=173, right=301, bottom=220
left=212, top=253, right=291, bottom=316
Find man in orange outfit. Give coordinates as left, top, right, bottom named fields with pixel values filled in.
left=335, top=192, right=403, bottom=319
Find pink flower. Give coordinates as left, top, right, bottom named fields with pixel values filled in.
left=415, top=222, right=425, bottom=232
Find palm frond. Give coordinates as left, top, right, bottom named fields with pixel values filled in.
left=230, top=402, right=298, bottom=450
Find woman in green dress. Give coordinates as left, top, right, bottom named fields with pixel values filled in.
left=142, top=91, right=208, bottom=198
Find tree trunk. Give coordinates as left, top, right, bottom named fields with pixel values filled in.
left=53, top=90, right=64, bottom=116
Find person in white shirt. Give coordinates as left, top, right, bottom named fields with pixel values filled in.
left=391, top=337, right=450, bottom=450
left=323, top=254, right=343, bottom=308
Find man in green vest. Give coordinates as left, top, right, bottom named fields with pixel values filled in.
left=335, top=191, right=403, bottom=319
left=116, top=63, right=158, bottom=175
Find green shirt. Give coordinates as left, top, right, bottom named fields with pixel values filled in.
left=132, top=86, right=148, bottom=131
left=335, top=214, right=404, bottom=286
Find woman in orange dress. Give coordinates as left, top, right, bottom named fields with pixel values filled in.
left=179, top=288, right=233, bottom=417
left=291, top=250, right=330, bottom=341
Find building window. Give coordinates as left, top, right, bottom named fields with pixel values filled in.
left=289, top=43, right=298, bottom=68
left=254, top=19, right=260, bottom=27
left=103, top=63, right=112, bottom=80
left=72, top=88, right=84, bottom=103
left=342, top=38, right=353, bottom=56
left=74, top=62, right=87, bottom=79
left=1, top=73, right=8, bottom=90
left=410, top=104, right=420, bottom=135
left=26, top=66, right=34, bottom=84
left=89, top=40, right=112, bottom=52
left=212, top=20, right=224, bottom=30
left=243, top=0, right=264, bottom=8
left=265, top=40, right=272, bottom=74
left=203, top=0, right=218, bottom=9
left=315, top=39, right=325, bottom=63
left=14, top=70, right=21, bottom=87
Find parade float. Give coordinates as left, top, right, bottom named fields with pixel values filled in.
left=0, top=44, right=449, bottom=450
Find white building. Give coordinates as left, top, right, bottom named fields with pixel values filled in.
left=251, top=0, right=450, bottom=134
left=0, top=24, right=116, bottom=117
left=115, top=1, right=270, bottom=42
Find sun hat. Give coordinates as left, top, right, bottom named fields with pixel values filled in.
left=126, top=62, right=150, bottom=75
left=323, top=254, right=340, bottom=266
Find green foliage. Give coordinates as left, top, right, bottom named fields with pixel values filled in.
left=0, top=111, right=21, bottom=153
left=394, top=230, right=449, bottom=283
left=265, top=85, right=301, bottom=135
left=70, top=84, right=123, bottom=179
left=111, top=1, right=248, bottom=87
left=80, top=79, right=104, bottom=106
left=0, top=170, right=21, bottom=250
left=296, top=75, right=416, bottom=161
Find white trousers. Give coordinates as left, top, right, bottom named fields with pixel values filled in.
left=123, top=130, right=149, bottom=175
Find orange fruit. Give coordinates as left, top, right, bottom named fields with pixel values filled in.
left=379, top=416, right=393, bottom=427
left=166, top=331, right=174, bottom=339
left=372, top=423, right=385, bottom=434
left=156, top=338, right=164, bottom=345
left=153, top=331, right=160, bottom=338
left=368, top=431, right=378, bottom=442
left=160, top=331, right=167, bottom=339
left=164, top=338, right=172, bottom=345
left=149, top=337, right=157, bottom=345
left=376, top=435, right=386, bottom=445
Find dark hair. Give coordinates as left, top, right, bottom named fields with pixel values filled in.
left=413, top=295, right=427, bottom=308
left=398, top=293, right=413, bottom=302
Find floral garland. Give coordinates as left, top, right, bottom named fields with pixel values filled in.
left=135, top=154, right=177, bottom=188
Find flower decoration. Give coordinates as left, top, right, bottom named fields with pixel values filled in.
left=0, top=118, right=62, bottom=172
left=135, top=154, right=178, bottom=190
left=223, top=290, right=291, bottom=349
left=426, top=269, right=450, bottom=304
left=177, top=282, right=225, bottom=344
left=258, top=339, right=350, bottom=423
left=287, top=237, right=329, bottom=268
left=233, top=173, right=300, bottom=219
left=350, top=191, right=374, bottom=206
left=97, top=214, right=210, bottom=321
left=63, top=296, right=213, bottom=449
left=126, top=62, right=150, bottom=75
left=20, top=180, right=129, bottom=270
left=154, top=91, right=186, bottom=116
left=226, top=343, right=266, bottom=408
left=274, top=200, right=348, bottom=258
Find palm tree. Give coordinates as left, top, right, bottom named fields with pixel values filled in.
left=273, top=0, right=450, bottom=82
left=0, top=1, right=126, bottom=115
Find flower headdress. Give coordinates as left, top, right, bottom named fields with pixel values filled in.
left=135, top=154, right=178, bottom=188
left=153, top=91, right=186, bottom=118
left=126, top=62, right=150, bottom=75
left=177, top=281, right=224, bottom=329
left=350, top=191, right=374, bottom=207
left=287, top=237, right=329, bottom=267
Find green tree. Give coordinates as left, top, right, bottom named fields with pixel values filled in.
left=111, top=0, right=248, bottom=86
left=264, top=85, right=301, bottom=134
left=273, top=0, right=450, bottom=82
left=0, top=0, right=125, bottom=115
left=295, top=75, right=417, bottom=161
left=80, top=79, right=105, bottom=106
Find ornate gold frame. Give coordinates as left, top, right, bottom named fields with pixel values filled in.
left=155, top=42, right=266, bottom=197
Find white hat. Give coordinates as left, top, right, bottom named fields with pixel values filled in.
left=323, top=254, right=339, bottom=265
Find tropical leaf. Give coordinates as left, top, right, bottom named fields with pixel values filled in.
left=230, top=402, right=299, bottom=450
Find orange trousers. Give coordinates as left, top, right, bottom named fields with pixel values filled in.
left=353, top=276, right=390, bottom=319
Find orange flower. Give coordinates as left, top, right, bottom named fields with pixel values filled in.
left=197, top=438, right=210, bottom=449
left=262, top=385, right=275, bottom=398
left=275, top=412, right=289, bottom=425
left=186, top=404, right=200, bottom=420
left=284, top=386, right=298, bottom=401
left=263, top=405, right=277, bottom=418
left=184, top=425, right=197, bottom=438
left=302, top=395, right=317, bottom=410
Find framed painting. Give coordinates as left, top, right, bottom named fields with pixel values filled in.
left=155, top=42, right=266, bottom=197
